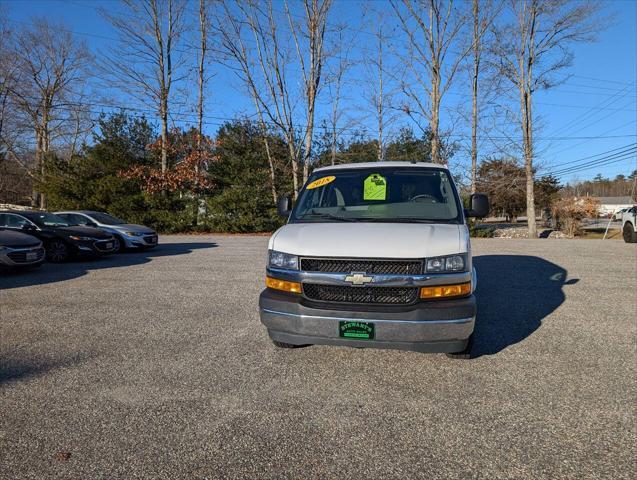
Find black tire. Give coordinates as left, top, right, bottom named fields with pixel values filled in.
left=112, top=235, right=125, bottom=253
left=268, top=330, right=309, bottom=348
left=446, top=334, right=474, bottom=360
left=271, top=339, right=302, bottom=348
left=623, top=223, right=637, bottom=243
left=46, top=241, right=70, bottom=263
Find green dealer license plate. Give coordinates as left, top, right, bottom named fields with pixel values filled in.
left=339, top=321, right=375, bottom=340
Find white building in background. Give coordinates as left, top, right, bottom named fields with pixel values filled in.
left=593, top=196, right=636, bottom=216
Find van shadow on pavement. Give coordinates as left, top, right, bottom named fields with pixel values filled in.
left=0, top=353, right=96, bottom=385
left=0, top=242, right=217, bottom=290
left=472, top=255, right=578, bottom=358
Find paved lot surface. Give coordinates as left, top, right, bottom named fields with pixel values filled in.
left=1, top=236, right=635, bottom=479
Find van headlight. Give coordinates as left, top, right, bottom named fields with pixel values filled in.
left=268, top=250, right=299, bottom=270
left=426, top=254, right=467, bottom=272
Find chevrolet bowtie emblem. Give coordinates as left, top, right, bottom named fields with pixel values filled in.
left=344, top=272, right=373, bottom=285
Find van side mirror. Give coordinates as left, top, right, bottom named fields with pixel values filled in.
left=277, top=196, right=292, bottom=217
left=466, top=193, right=489, bottom=218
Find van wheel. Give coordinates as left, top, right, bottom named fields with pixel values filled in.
left=269, top=331, right=309, bottom=348
left=623, top=223, right=637, bottom=243
left=446, top=335, right=473, bottom=360
left=46, top=241, right=70, bottom=263
left=271, top=339, right=301, bottom=348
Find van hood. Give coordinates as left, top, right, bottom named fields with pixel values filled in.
left=270, top=222, right=466, bottom=258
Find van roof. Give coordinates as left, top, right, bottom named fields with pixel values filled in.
left=313, top=161, right=447, bottom=172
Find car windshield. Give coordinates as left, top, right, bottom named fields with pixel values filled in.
left=28, top=212, right=71, bottom=227
left=291, top=167, right=461, bottom=224
left=90, top=212, right=127, bottom=225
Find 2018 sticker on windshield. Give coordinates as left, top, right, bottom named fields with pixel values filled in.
left=306, top=176, right=336, bottom=190
left=364, top=174, right=387, bottom=200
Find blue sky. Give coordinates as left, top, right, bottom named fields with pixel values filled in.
left=4, top=0, right=637, bottom=184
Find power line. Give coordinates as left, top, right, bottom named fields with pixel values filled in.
left=541, top=143, right=637, bottom=171
left=12, top=93, right=637, bottom=141
left=552, top=158, right=636, bottom=178
left=549, top=85, right=635, bottom=139
left=547, top=150, right=637, bottom=177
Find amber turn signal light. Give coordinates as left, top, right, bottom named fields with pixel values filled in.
left=266, top=276, right=302, bottom=294
left=420, top=282, right=471, bottom=299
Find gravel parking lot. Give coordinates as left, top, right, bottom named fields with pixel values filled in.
left=1, top=236, right=635, bottom=479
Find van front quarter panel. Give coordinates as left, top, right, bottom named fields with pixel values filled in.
left=259, top=162, right=483, bottom=357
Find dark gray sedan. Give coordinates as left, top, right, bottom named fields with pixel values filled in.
left=0, top=228, right=46, bottom=269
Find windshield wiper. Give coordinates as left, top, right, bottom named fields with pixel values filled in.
left=351, top=217, right=439, bottom=223
left=299, top=211, right=357, bottom=222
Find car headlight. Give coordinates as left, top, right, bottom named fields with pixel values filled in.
left=124, top=231, right=145, bottom=237
left=426, top=254, right=467, bottom=272
left=268, top=250, right=299, bottom=270
left=69, top=235, right=94, bottom=241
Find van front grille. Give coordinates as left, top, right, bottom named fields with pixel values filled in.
left=300, top=258, right=423, bottom=275
left=303, top=284, right=419, bottom=305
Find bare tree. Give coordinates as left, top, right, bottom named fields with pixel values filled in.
left=469, top=0, right=501, bottom=193
left=197, top=0, right=208, bottom=148
left=287, top=0, right=332, bottom=182
left=325, top=27, right=353, bottom=165
left=0, top=9, right=17, bottom=154
left=216, top=0, right=331, bottom=198
left=215, top=0, right=281, bottom=202
left=391, top=0, right=470, bottom=164
left=101, top=0, right=187, bottom=173
left=491, top=0, right=602, bottom=237
left=8, top=18, right=90, bottom=208
left=65, top=89, right=96, bottom=158
left=368, top=23, right=389, bottom=162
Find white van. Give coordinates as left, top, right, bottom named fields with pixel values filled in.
left=259, top=162, right=489, bottom=358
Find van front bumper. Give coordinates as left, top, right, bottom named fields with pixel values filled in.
left=259, top=289, right=476, bottom=353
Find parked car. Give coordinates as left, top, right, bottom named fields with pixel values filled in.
left=259, top=161, right=489, bottom=359
left=0, top=228, right=46, bottom=270
left=612, top=208, right=629, bottom=221
left=54, top=211, right=158, bottom=252
left=0, top=210, right=116, bottom=262
left=621, top=206, right=637, bottom=243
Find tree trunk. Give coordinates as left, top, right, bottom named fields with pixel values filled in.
left=521, top=88, right=537, bottom=238
left=430, top=66, right=441, bottom=163
left=160, top=97, right=168, bottom=173
left=302, top=94, right=315, bottom=183
left=32, top=127, right=43, bottom=208
left=258, top=117, right=277, bottom=203
left=264, top=135, right=278, bottom=203
left=470, top=0, right=479, bottom=194
left=288, top=138, right=300, bottom=199
left=377, top=31, right=384, bottom=162
left=197, top=0, right=206, bottom=150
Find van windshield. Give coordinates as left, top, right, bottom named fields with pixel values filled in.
left=290, top=167, right=462, bottom=224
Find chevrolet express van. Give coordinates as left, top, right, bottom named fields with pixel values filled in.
left=259, top=162, right=489, bottom=358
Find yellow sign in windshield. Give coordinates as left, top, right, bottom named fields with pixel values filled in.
left=306, top=176, right=336, bottom=189
left=364, top=174, right=387, bottom=200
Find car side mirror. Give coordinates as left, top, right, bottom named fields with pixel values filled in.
left=277, top=196, right=292, bottom=217
left=466, top=193, right=489, bottom=218
left=21, top=224, right=37, bottom=232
